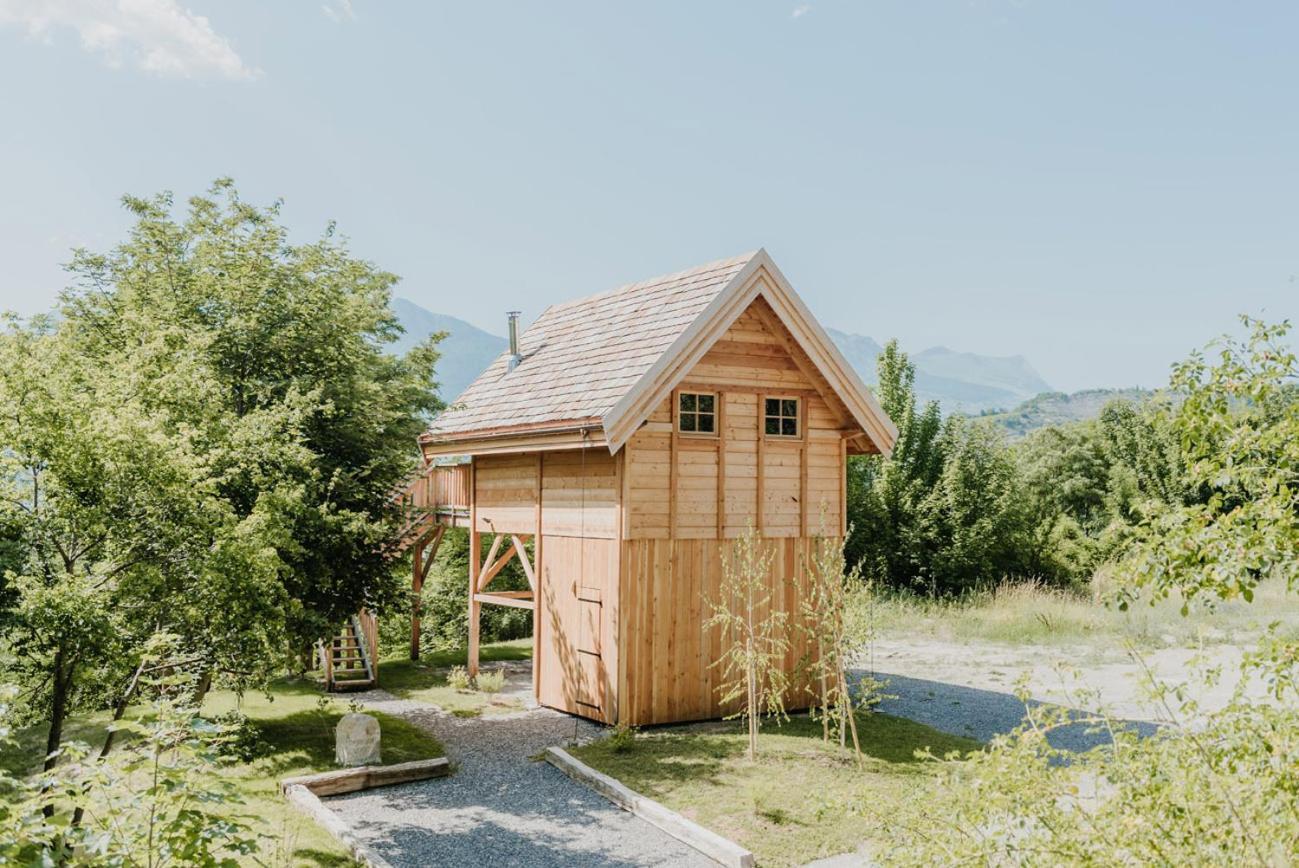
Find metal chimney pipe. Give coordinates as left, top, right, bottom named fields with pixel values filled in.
left=506, top=311, right=522, bottom=372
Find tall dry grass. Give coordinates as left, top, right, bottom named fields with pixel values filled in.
left=867, top=574, right=1299, bottom=649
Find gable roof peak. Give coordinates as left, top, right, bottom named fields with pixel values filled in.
left=421, top=249, right=897, bottom=457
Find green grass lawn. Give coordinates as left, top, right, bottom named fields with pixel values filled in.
left=571, top=711, right=981, bottom=867
left=378, top=637, right=532, bottom=717
left=1, top=676, right=445, bottom=866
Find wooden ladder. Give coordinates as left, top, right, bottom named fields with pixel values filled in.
left=319, top=613, right=377, bottom=692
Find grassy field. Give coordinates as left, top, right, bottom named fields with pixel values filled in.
left=869, top=577, right=1299, bottom=649
left=571, top=712, right=980, bottom=867
left=378, top=637, right=532, bottom=717
left=1, top=676, right=445, bottom=866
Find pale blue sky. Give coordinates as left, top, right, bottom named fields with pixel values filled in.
left=2, top=1, right=1295, bottom=391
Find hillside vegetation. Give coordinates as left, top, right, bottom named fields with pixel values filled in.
left=980, top=387, right=1153, bottom=437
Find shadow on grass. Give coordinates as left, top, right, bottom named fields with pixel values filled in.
left=576, top=710, right=981, bottom=797
left=254, top=708, right=444, bottom=777
left=284, top=846, right=356, bottom=868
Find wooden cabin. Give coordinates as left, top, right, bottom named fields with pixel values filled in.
left=394, top=250, right=896, bottom=724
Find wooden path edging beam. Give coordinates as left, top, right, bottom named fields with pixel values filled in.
left=281, top=756, right=451, bottom=797
left=544, top=746, right=755, bottom=868
left=283, top=784, right=395, bottom=868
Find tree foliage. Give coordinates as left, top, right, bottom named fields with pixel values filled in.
left=707, top=524, right=791, bottom=761
left=0, top=181, right=440, bottom=770
left=0, top=684, right=260, bottom=867
left=876, top=317, right=1299, bottom=866
left=848, top=341, right=1035, bottom=594
left=847, top=339, right=1199, bottom=594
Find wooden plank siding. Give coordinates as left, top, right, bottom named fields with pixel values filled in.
left=464, top=295, right=854, bottom=726
left=617, top=537, right=820, bottom=725
left=624, top=298, right=846, bottom=540
left=538, top=535, right=619, bottom=724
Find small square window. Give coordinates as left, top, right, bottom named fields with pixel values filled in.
left=678, top=391, right=717, bottom=435
left=764, top=396, right=800, bottom=438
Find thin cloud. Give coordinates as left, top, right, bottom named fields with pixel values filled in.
left=791, top=4, right=812, bottom=19
left=322, top=0, right=354, bottom=23
left=0, top=0, right=257, bottom=80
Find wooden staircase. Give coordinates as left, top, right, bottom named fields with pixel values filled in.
left=318, top=462, right=471, bottom=690
left=319, top=611, right=378, bottom=692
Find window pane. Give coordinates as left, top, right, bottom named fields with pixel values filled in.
left=698, top=394, right=714, bottom=413
left=782, top=417, right=797, bottom=436
left=680, top=413, right=696, bottom=432
left=765, top=398, right=780, bottom=416
left=680, top=393, right=696, bottom=412
left=782, top=399, right=798, bottom=417
left=765, top=418, right=780, bottom=435
left=698, top=413, right=715, bottom=433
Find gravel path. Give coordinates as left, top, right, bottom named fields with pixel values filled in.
left=852, top=637, right=1177, bottom=749
left=326, top=681, right=712, bottom=867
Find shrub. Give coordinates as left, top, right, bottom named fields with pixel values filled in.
left=211, top=709, right=270, bottom=762
left=607, top=723, right=637, bottom=753
left=0, top=688, right=260, bottom=865
left=475, top=669, right=506, bottom=694
left=446, top=665, right=471, bottom=691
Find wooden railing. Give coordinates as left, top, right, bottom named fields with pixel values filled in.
left=392, top=461, right=471, bottom=546
left=354, top=609, right=378, bottom=682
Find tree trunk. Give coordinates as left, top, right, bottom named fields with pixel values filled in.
left=44, top=650, right=69, bottom=773
left=192, top=669, right=213, bottom=707
left=839, top=668, right=862, bottom=762
left=71, top=656, right=149, bottom=826
left=42, top=648, right=71, bottom=819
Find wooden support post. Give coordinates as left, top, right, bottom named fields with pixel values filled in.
left=799, top=399, right=809, bottom=538
left=533, top=453, right=544, bottom=700
left=468, top=460, right=481, bottom=678
left=716, top=392, right=727, bottom=539
left=840, top=436, right=848, bottom=538
left=669, top=391, right=679, bottom=538
left=411, top=538, right=423, bottom=661
left=411, top=525, right=444, bottom=661
left=757, top=393, right=767, bottom=534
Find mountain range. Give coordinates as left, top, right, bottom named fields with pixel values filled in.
left=393, top=297, right=1055, bottom=416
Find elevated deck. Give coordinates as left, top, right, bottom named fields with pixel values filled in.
left=392, top=461, right=472, bottom=550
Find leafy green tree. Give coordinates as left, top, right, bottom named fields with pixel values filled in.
left=0, top=181, right=440, bottom=767
left=1016, top=397, right=1200, bottom=582
left=848, top=340, right=1034, bottom=594
left=1126, top=316, right=1298, bottom=608
left=876, top=317, right=1299, bottom=866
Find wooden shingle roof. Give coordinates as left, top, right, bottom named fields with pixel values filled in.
left=424, top=252, right=756, bottom=440
left=422, top=249, right=897, bottom=456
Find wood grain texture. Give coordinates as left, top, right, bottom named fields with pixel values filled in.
left=617, top=537, right=827, bottom=726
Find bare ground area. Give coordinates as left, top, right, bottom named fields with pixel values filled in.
left=860, top=636, right=1267, bottom=746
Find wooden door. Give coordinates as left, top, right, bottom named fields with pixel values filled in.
left=537, top=537, right=615, bottom=722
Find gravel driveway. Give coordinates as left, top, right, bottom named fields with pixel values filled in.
left=853, top=636, right=1182, bottom=749
left=327, top=688, right=712, bottom=867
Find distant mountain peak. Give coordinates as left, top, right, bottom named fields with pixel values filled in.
left=394, top=301, right=1056, bottom=417
left=390, top=298, right=506, bottom=402
left=825, top=328, right=1052, bottom=415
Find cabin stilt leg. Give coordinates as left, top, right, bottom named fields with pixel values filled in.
left=468, top=527, right=481, bottom=677
left=410, top=539, right=423, bottom=661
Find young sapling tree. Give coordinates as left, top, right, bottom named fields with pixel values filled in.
left=707, top=523, right=791, bottom=761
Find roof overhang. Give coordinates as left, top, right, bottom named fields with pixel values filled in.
left=600, top=249, right=898, bottom=455
left=420, top=418, right=607, bottom=458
